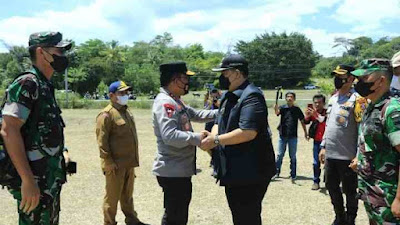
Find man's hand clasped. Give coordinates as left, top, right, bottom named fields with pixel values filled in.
left=199, top=130, right=217, bottom=152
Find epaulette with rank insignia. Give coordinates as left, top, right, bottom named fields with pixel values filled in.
left=96, top=104, right=113, bottom=121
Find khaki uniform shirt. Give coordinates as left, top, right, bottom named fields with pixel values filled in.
left=96, top=102, right=139, bottom=170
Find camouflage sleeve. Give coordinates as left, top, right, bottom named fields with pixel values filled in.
left=385, top=100, right=400, bottom=147
left=2, top=74, right=39, bottom=122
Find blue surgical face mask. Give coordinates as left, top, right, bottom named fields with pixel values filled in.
left=117, top=95, right=129, bottom=105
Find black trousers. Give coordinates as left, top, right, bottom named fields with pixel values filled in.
left=225, top=181, right=270, bottom=225
left=325, top=159, right=358, bottom=219
left=157, top=176, right=192, bottom=225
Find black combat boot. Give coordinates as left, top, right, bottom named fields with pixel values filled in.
left=346, top=210, right=357, bottom=225
left=332, top=211, right=347, bottom=225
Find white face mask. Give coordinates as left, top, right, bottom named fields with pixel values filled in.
left=117, top=95, right=129, bottom=105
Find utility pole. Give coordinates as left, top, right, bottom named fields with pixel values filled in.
left=64, top=68, right=69, bottom=108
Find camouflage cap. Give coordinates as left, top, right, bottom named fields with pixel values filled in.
left=28, top=31, right=72, bottom=50
left=351, top=58, right=391, bottom=77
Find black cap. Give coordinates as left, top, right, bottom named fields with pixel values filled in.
left=212, top=54, right=248, bottom=72
left=331, top=64, right=355, bottom=76
left=159, top=62, right=195, bottom=76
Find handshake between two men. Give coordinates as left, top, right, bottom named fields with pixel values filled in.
left=197, top=128, right=259, bottom=153
left=199, top=130, right=217, bottom=153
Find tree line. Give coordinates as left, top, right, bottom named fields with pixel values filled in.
left=0, top=32, right=398, bottom=96
left=312, top=36, right=400, bottom=78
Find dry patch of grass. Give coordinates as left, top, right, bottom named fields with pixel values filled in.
left=0, top=108, right=368, bottom=225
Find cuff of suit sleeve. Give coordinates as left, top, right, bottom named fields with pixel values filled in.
left=192, top=133, right=202, bottom=146
left=320, top=140, right=325, bottom=148
left=102, top=156, right=115, bottom=165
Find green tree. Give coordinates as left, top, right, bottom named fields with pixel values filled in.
left=97, top=80, right=108, bottom=95
left=100, top=40, right=126, bottom=84
left=68, top=67, right=88, bottom=92
left=333, top=37, right=353, bottom=53
left=124, top=63, right=159, bottom=94
left=348, top=36, right=373, bottom=57
left=360, top=37, right=400, bottom=59
left=312, top=56, right=357, bottom=78
left=236, top=32, right=317, bottom=88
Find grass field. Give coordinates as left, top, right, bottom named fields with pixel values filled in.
left=56, top=89, right=323, bottom=110
left=0, top=107, right=369, bottom=225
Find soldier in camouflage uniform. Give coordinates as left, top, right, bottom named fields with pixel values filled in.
left=351, top=58, right=400, bottom=225
left=1, top=31, right=71, bottom=225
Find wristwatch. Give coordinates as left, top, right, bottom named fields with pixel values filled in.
left=214, top=134, right=220, bottom=145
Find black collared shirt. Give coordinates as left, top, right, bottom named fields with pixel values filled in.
left=278, top=104, right=304, bottom=138
left=217, top=80, right=267, bottom=133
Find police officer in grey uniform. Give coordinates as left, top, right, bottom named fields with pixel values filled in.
left=152, top=62, right=218, bottom=225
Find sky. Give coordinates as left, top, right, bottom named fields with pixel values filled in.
left=0, top=0, right=398, bottom=56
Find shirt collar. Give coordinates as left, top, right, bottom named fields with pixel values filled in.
left=338, top=88, right=355, bottom=98
left=365, top=92, right=391, bottom=114
left=160, top=87, right=180, bottom=101
left=374, top=92, right=391, bottom=107
left=32, top=65, right=51, bottom=83
left=231, top=80, right=250, bottom=98
left=282, top=104, right=295, bottom=108
left=111, top=102, right=127, bottom=111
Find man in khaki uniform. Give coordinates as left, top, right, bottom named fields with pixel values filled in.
left=96, top=81, right=148, bottom=225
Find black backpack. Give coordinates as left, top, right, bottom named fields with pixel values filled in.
left=308, top=120, right=319, bottom=139
left=0, top=71, right=41, bottom=188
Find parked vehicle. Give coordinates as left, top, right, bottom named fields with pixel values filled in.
left=304, top=84, right=317, bottom=90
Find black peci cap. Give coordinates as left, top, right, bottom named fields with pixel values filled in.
left=159, top=62, right=195, bottom=76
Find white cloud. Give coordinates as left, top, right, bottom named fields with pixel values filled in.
left=0, top=0, right=156, bottom=48
left=333, top=0, right=400, bottom=32
left=154, top=0, right=342, bottom=53
left=302, top=28, right=363, bottom=56
left=0, top=0, right=398, bottom=56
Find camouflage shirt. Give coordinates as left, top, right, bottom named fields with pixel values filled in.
left=357, top=93, right=400, bottom=208
left=2, top=66, right=66, bottom=182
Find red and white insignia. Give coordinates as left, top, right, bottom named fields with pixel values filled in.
left=101, top=112, right=110, bottom=118
left=164, top=104, right=175, bottom=118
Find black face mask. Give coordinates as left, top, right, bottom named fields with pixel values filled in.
left=219, top=74, right=230, bottom=90
left=44, top=50, right=69, bottom=73
left=354, top=79, right=375, bottom=97
left=334, top=77, right=347, bottom=89
left=177, top=78, right=189, bottom=95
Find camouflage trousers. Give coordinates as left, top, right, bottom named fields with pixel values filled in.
left=9, top=155, right=66, bottom=225
left=364, top=202, right=400, bottom=225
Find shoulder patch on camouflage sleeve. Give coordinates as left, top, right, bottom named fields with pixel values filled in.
left=163, top=103, right=175, bottom=118
left=390, top=111, right=400, bottom=130
left=7, top=73, right=39, bottom=109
